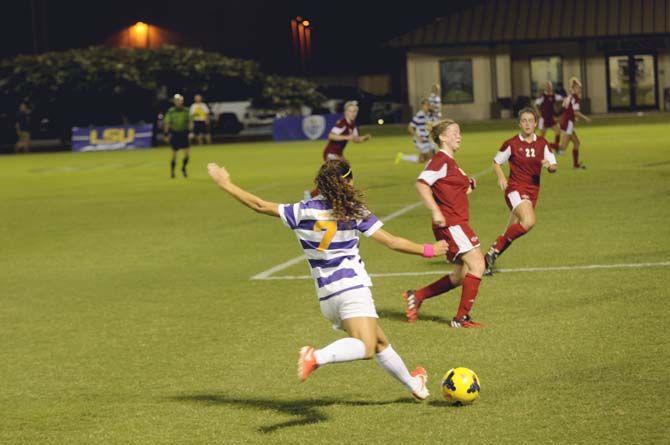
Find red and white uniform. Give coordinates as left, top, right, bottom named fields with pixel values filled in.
left=323, top=118, right=358, bottom=160
left=534, top=92, right=563, bottom=129
left=559, top=94, right=580, bottom=135
left=494, top=134, right=557, bottom=210
left=418, top=150, right=479, bottom=263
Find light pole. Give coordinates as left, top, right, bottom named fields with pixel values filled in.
left=290, top=17, right=312, bottom=72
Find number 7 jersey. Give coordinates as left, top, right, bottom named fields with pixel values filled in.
left=494, top=134, right=556, bottom=189
left=278, top=196, right=383, bottom=301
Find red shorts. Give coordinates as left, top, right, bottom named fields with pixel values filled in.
left=323, top=147, right=344, bottom=161
left=504, top=186, right=539, bottom=211
left=433, top=223, right=480, bottom=263
left=539, top=116, right=556, bottom=130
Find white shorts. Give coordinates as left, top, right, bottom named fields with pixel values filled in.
left=415, top=141, right=431, bottom=154
left=563, top=120, right=574, bottom=135
left=320, top=286, right=378, bottom=331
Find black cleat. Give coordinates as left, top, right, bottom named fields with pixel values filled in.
left=484, top=249, right=498, bottom=276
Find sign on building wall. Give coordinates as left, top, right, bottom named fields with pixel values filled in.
left=71, top=124, right=154, bottom=152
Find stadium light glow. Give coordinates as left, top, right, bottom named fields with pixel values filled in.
left=130, top=21, right=150, bottom=48
left=133, top=22, right=148, bottom=38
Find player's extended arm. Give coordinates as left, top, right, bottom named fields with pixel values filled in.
left=415, top=181, right=446, bottom=228
left=207, top=163, right=280, bottom=217
left=370, top=228, right=448, bottom=257
left=575, top=111, right=591, bottom=123
left=493, top=162, right=508, bottom=190
left=328, top=132, right=352, bottom=142
left=407, top=123, right=415, bottom=136
left=353, top=134, right=371, bottom=143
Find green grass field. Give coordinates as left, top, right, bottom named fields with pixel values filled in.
left=2, top=115, right=669, bottom=443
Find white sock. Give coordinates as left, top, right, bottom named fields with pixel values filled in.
left=401, top=154, right=419, bottom=163
left=313, top=337, right=366, bottom=365
left=374, top=344, right=420, bottom=392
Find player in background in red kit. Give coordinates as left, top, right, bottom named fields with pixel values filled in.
left=534, top=81, right=563, bottom=151
left=558, top=77, right=591, bottom=169
left=484, top=108, right=557, bottom=275
left=322, top=100, right=371, bottom=161
left=402, top=119, right=486, bottom=328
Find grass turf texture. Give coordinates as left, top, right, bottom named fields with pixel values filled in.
left=1, top=115, right=669, bottom=443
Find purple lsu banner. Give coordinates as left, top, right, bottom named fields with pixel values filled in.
left=71, top=124, right=154, bottom=152
left=272, top=114, right=342, bottom=141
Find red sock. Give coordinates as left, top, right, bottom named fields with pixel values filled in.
left=414, top=274, right=454, bottom=302
left=572, top=147, right=580, bottom=167
left=493, top=223, right=527, bottom=255
left=456, top=273, right=481, bottom=319
left=554, top=134, right=560, bottom=147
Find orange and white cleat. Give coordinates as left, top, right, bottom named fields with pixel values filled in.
left=298, top=346, right=319, bottom=382
left=402, top=290, right=422, bottom=323
left=410, top=366, right=430, bottom=401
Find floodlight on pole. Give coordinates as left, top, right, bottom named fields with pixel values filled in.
left=132, top=21, right=149, bottom=48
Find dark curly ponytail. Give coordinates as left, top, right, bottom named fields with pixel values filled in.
left=315, top=160, right=369, bottom=221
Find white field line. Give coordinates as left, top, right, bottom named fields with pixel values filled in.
left=250, top=166, right=492, bottom=280
left=251, top=261, right=670, bottom=281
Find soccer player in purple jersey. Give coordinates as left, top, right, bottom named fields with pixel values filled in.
left=207, top=159, right=448, bottom=401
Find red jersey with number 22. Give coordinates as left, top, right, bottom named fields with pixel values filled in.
left=418, top=150, right=470, bottom=225
left=494, top=134, right=556, bottom=189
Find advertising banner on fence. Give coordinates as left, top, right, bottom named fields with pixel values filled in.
left=272, top=114, right=342, bottom=141
left=71, top=124, right=154, bottom=152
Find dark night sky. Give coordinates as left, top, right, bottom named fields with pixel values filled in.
left=1, top=0, right=477, bottom=75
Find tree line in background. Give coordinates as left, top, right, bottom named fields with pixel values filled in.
left=0, top=45, right=326, bottom=141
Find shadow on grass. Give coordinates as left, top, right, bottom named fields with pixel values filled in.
left=377, top=308, right=453, bottom=325
left=169, top=393, right=414, bottom=433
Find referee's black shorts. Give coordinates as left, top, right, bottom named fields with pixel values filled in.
left=170, top=131, right=190, bottom=150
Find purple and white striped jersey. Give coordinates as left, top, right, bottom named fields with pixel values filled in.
left=278, top=195, right=384, bottom=301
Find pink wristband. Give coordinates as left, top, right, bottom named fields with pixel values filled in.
left=422, top=243, right=434, bottom=258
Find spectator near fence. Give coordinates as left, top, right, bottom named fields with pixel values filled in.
left=15, top=103, right=31, bottom=153
left=189, top=94, right=211, bottom=145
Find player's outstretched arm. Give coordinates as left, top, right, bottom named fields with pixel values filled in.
left=575, top=111, right=591, bottom=123
left=370, top=228, right=447, bottom=257
left=207, top=163, right=280, bottom=217
left=353, top=134, right=371, bottom=142
left=328, top=132, right=352, bottom=142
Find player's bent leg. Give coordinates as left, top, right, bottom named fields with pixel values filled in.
left=374, top=324, right=430, bottom=400
left=571, top=133, right=585, bottom=169
left=405, top=267, right=461, bottom=323
left=513, top=200, right=536, bottom=231
left=558, top=131, right=568, bottom=154
left=451, top=249, right=484, bottom=328
left=341, top=316, right=378, bottom=359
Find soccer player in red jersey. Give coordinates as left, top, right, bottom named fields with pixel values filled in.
left=322, top=100, right=371, bottom=161
left=484, top=108, right=558, bottom=275
left=402, top=119, right=486, bottom=328
left=534, top=81, right=563, bottom=151
left=559, top=77, right=591, bottom=169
